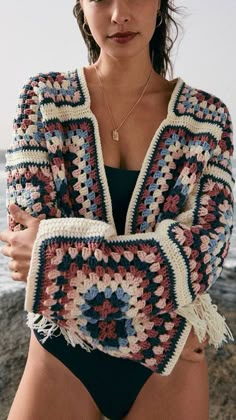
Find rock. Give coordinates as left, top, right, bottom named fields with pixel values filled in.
left=207, top=342, right=236, bottom=420
left=0, top=285, right=30, bottom=420
left=210, top=267, right=236, bottom=312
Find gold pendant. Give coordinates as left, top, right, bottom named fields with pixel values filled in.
left=112, top=130, right=119, bottom=142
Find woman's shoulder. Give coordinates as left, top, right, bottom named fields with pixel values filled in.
left=23, top=68, right=78, bottom=86
left=175, top=78, right=231, bottom=128
left=19, top=68, right=85, bottom=104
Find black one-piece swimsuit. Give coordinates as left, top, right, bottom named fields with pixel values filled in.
left=34, top=165, right=153, bottom=420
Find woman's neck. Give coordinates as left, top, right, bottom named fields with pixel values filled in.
left=93, top=53, right=157, bottom=96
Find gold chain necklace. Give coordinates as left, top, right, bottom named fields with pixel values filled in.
left=94, top=64, right=153, bottom=142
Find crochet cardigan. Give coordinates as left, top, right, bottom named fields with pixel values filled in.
left=5, top=68, right=234, bottom=375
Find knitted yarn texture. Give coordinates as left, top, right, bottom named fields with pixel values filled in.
left=5, top=68, right=234, bottom=375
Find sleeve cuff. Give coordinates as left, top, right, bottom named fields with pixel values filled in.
left=24, top=217, right=116, bottom=312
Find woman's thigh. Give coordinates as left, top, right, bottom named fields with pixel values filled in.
left=124, top=355, right=209, bottom=420
left=7, top=332, right=101, bottom=420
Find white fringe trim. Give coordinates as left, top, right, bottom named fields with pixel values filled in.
left=26, top=312, right=95, bottom=352
left=176, top=293, right=234, bottom=347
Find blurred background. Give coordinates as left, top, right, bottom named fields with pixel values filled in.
left=0, top=1, right=235, bottom=419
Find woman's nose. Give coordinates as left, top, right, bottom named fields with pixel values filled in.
left=111, top=2, right=131, bottom=25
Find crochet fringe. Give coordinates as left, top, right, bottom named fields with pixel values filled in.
left=176, top=293, right=234, bottom=347
left=26, top=312, right=95, bottom=352
left=26, top=292, right=234, bottom=353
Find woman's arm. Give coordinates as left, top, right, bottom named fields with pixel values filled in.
left=24, top=108, right=234, bottom=345
left=5, top=78, right=234, bottom=373
left=5, top=76, right=60, bottom=231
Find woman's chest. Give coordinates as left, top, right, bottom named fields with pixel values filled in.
left=89, top=90, right=171, bottom=171
left=40, top=78, right=215, bottom=233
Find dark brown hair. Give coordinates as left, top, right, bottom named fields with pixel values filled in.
left=73, top=1, right=183, bottom=78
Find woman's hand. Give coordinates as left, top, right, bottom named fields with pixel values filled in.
left=180, top=327, right=209, bottom=362
left=0, top=204, right=41, bottom=282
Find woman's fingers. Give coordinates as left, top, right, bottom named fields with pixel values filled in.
left=0, top=229, right=13, bottom=244
left=11, top=271, right=24, bottom=282
left=0, top=220, right=40, bottom=284
left=0, top=244, right=27, bottom=282
left=6, top=258, right=25, bottom=281
left=8, top=259, right=26, bottom=281
left=8, top=259, right=18, bottom=272
left=0, top=244, right=12, bottom=258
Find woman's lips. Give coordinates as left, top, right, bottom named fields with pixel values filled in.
left=109, top=33, right=138, bottom=44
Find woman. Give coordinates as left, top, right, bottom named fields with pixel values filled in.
left=0, top=1, right=234, bottom=419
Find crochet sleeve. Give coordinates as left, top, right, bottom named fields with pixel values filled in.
left=24, top=107, right=234, bottom=358
left=5, top=77, right=61, bottom=230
